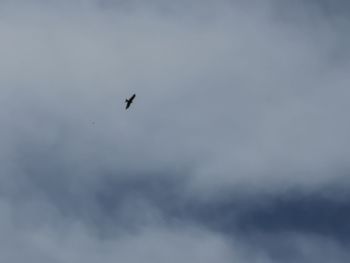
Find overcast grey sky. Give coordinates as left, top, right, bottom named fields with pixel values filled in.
left=1, top=0, right=350, bottom=262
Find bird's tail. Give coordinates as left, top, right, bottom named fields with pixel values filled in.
left=125, top=99, right=129, bottom=103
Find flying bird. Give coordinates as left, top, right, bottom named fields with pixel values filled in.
left=125, top=94, right=136, bottom=110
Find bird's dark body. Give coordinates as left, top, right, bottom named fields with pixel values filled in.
left=125, top=94, right=136, bottom=109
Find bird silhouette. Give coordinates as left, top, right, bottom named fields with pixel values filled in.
left=125, top=94, right=136, bottom=109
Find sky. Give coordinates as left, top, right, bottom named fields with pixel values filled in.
left=1, top=0, right=350, bottom=262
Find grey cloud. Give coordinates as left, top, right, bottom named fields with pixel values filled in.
left=1, top=0, right=350, bottom=262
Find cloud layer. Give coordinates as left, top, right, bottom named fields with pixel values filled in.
left=1, top=0, right=350, bottom=262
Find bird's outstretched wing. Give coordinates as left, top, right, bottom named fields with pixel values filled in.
left=125, top=93, right=136, bottom=110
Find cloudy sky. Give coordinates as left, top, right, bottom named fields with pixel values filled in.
left=1, top=0, right=350, bottom=262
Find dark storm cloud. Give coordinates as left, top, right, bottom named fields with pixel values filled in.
left=1, top=0, right=350, bottom=262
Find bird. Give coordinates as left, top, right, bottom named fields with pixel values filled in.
left=125, top=93, right=136, bottom=110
